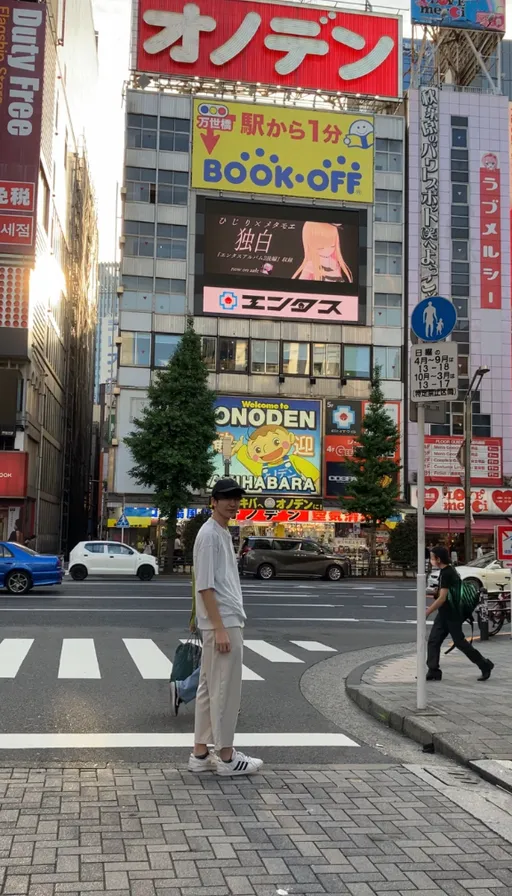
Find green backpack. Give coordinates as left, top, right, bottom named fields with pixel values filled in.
left=445, top=576, right=480, bottom=653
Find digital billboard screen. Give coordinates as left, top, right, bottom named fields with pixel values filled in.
left=197, top=199, right=366, bottom=325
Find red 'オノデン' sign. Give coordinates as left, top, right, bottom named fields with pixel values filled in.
left=0, top=1, right=46, bottom=256
left=136, top=0, right=401, bottom=99
left=480, top=152, right=502, bottom=310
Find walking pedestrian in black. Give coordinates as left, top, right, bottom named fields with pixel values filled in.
left=426, top=545, right=494, bottom=682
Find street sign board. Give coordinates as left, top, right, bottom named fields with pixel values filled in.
left=115, top=513, right=130, bottom=528
left=409, top=400, right=446, bottom=424
left=410, top=343, right=458, bottom=403
left=411, top=296, right=457, bottom=342
left=495, top=524, right=512, bottom=569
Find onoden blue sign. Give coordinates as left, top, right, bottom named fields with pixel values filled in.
left=210, top=396, right=322, bottom=495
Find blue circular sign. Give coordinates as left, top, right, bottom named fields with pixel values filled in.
left=411, top=296, right=457, bottom=342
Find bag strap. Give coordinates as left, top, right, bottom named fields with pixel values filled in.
left=189, top=569, right=196, bottom=631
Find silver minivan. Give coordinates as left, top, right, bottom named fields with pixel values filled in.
left=239, top=536, right=351, bottom=581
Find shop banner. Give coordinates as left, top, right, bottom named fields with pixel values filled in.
left=0, top=1, right=46, bottom=256
left=0, top=451, right=28, bottom=498
left=192, top=101, right=374, bottom=204
left=137, top=0, right=401, bottom=98
left=411, top=485, right=512, bottom=516
left=411, top=0, right=505, bottom=32
left=239, top=496, right=322, bottom=511
left=419, top=87, right=439, bottom=300
left=425, top=436, right=502, bottom=486
left=211, top=396, right=322, bottom=495
left=480, top=153, right=502, bottom=310
left=204, top=286, right=358, bottom=324
left=324, top=435, right=357, bottom=499
left=237, top=508, right=364, bottom=524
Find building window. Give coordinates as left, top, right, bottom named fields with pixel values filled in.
left=125, top=166, right=156, bottom=203
left=201, top=336, right=216, bottom=371
left=375, top=138, right=402, bottom=172
left=120, top=331, right=151, bottom=366
left=126, top=113, right=157, bottom=150
left=129, top=397, right=148, bottom=423
left=38, top=166, right=50, bottom=233
left=154, top=334, right=181, bottom=367
left=374, top=293, right=402, bottom=327
left=343, top=345, right=370, bottom=378
left=159, top=117, right=190, bottom=153
left=155, top=277, right=187, bottom=295
left=251, top=340, right=279, bottom=374
left=219, top=338, right=248, bottom=373
left=374, top=346, right=401, bottom=379
left=312, top=343, right=340, bottom=377
left=452, top=241, right=468, bottom=262
left=452, top=184, right=468, bottom=204
left=122, top=275, right=153, bottom=292
left=375, top=190, right=402, bottom=224
left=282, top=342, right=310, bottom=376
left=375, top=241, right=402, bottom=276
left=451, top=127, right=467, bottom=148
left=156, top=223, right=187, bottom=259
left=124, top=220, right=154, bottom=257
left=158, top=170, right=188, bottom=205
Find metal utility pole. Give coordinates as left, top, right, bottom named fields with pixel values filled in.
left=463, top=366, right=490, bottom=563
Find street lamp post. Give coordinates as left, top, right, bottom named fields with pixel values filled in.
left=463, top=366, right=490, bottom=563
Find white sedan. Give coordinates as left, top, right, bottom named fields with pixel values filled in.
left=427, top=553, right=511, bottom=593
left=68, top=541, right=158, bottom=581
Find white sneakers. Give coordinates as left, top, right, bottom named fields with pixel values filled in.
left=188, top=749, right=263, bottom=776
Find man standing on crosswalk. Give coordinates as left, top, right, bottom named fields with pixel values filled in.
left=189, top=478, right=263, bottom=776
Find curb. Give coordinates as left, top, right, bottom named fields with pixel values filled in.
left=345, top=653, right=480, bottom=769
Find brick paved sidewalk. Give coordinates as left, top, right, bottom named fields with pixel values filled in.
left=346, top=637, right=512, bottom=771
left=1, top=764, right=512, bottom=896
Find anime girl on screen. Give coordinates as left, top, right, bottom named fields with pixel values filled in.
left=292, top=221, right=353, bottom=283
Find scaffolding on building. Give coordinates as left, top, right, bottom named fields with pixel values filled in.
left=410, top=24, right=502, bottom=92
left=60, top=141, right=98, bottom=555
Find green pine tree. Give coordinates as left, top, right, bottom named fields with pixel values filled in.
left=124, top=319, right=217, bottom=567
left=339, top=366, right=401, bottom=573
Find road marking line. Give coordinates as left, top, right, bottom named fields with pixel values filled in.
left=363, top=605, right=388, bottom=608
left=244, top=640, right=304, bottom=663
left=0, top=639, right=34, bottom=677
left=0, top=732, right=359, bottom=749
left=290, top=641, right=336, bottom=652
left=58, top=639, right=100, bottom=679
left=123, top=639, right=172, bottom=679
left=178, top=640, right=263, bottom=681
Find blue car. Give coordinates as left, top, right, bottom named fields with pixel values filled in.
left=0, top=542, right=63, bottom=594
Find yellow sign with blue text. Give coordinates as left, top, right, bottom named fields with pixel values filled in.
left=191, top=100, right=374, bottom=204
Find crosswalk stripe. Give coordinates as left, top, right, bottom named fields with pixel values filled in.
left=0, top=639, right=34, bottom=677
left=123, top=639, right=172, bottom=680
left=290, top=641, right=336, bottom=652
left=244, top=640, right=304, bottom=663
left=179, top=639, right=263, bottom=681
left=58, top=639, right=100, bottom=679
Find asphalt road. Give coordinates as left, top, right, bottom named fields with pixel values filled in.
left=0, top=575, right=419, bottom=764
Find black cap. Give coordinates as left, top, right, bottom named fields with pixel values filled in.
left=212, top=477, right=246, bottom=498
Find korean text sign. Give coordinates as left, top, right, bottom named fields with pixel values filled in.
left=411, top=0, right=505, bottom=33
left=0, top=1, right=46, bottom=256
left=210, top=396, right=322, bottom=495
left=138, top=0, right=401, bottom=99
left=191, top=101, right=374, bottom=204
left=480, top=153, right=502, bottom=310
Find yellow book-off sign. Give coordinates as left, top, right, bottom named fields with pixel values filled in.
left=191, top=100, right=374, bottom=204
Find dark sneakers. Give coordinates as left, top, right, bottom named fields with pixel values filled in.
left=426, top=668, right=442, bottom=681
left=477, top=660, right=494, bottom=682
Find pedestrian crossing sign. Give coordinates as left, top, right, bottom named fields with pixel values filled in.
left=115, top=513, right=129, bottom=528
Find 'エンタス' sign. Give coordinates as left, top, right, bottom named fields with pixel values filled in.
left=210, top=396, right=322, bottom=495
left=0, top=1, right=46, bottom=256
left=192, top=101, right=374, bottom=203
left=137, top=0, right=401, bottom=99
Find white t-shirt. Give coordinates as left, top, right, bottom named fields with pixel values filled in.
left=193, top=517, right=246, bottom=631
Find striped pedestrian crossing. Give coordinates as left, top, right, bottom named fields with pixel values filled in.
left=0, top=637, right=336, bottom=682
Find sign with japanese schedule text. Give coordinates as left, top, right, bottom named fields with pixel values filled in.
left=410, top=343, right=458, bottom=402
left=192, top=101, right=374, bottom=203
left=137, top=0, right=401, bottom=99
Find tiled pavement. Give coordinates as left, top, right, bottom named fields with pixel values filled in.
left=1, top=764, right=512, bottom=896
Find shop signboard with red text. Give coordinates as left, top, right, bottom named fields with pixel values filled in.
left=411, top=485, right=512, bottom=516
left=136, top=0, right=401, bottom=99
left=0, top=452, right=28, bottom=498
left=425, top=436, right=502, bottom=486
left=0, top=1, right=46, bottom=256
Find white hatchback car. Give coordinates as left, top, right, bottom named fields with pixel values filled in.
left=427, top=552, right=511, bottom=593
left=68, top=541, right=159, bottom=581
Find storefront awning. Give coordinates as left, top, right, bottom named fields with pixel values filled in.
left=425, top=516, right=504, bottom=533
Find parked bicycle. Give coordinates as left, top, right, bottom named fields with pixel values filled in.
left=484, top=583, right=511, bottom=637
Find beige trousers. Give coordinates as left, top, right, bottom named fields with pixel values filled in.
left=194, top=626, right=243, bottom=751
